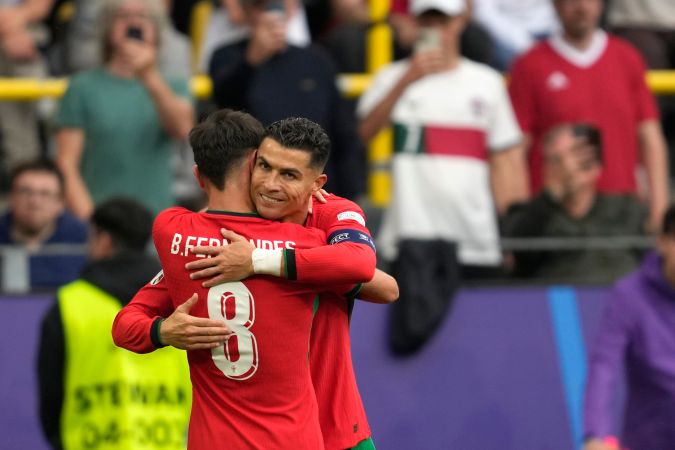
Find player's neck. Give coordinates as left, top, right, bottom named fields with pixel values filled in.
left=280, top=210, right=309, bottom=225
left=206, top=182, right=256, bottom=213
left=561, top=30, right=596, bottom=51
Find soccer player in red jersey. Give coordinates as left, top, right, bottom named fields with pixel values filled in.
left=123, top=110, right=372, bottom=449
left=114, top=118, right=397, bottom=449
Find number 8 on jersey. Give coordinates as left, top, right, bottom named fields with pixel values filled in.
left=208, top=282, right=258, bottom=380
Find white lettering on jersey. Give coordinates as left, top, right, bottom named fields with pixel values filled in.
left=337, top=211, right=366, bottom=226
left=169, top=233, right=296, bottom=258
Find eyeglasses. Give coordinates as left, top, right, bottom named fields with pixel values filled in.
left=12, top=187, right=61, bottom=200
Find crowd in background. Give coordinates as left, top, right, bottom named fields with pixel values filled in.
left=2, top=2, right=675, bottom=449
left=0, top=0, right=674, bottom=291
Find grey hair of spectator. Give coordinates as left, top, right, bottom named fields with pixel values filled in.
left=99, top=0, right=168, bottom=62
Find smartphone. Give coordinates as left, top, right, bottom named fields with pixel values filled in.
left=126, top=26, right=144, bottom=41
left=415, top=27, right=441, bottom=53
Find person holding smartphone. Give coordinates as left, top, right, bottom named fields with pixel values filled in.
left=55, top=0, right=194, bottom=219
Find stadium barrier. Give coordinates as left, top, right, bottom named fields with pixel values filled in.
left=0, top=286, right=620, bottom=450
left=0, top=236, right=655, bottom=293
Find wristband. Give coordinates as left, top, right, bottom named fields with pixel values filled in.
left=251, top=248, right=283, bottom=277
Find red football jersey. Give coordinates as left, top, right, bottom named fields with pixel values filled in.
left=508, top=34, right=658, bottom=194
left=153, top=207, right=328, bottom=450
left=307, top=196, right=374, bottom=449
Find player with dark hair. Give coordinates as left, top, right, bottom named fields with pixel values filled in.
left=114, top=114, right=397, bottom=449
left=113, top=109, right=379, bottom=449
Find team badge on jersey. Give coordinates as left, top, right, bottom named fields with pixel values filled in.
left=337, top=211, right=366, bottom=226
left=547, top=71, right=569, bottom=91
left=149, top=270, right=164, bottom=285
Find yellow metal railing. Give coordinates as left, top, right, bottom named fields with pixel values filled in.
left=4, top=71, right=675, bottom=100
left=365, top=0, right=393, bottom=206
left=3, top=68, right=675, bottom=205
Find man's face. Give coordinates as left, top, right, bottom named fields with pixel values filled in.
left=415, top=13, right=464, bottom=52
left=250, top=137, right=326, bottom=222
left=544, top=129, right=600, bottom=192
left=555, top=0, right=602, bottom=40
left=9, top=171, right=64, bottom=235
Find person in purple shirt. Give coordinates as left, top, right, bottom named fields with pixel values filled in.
left=583, top=203, right=675, bottom=450
left=0, top=159, right=88, bottom=289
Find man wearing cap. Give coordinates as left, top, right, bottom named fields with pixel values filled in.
left=356, top=0, right=527, bottom=351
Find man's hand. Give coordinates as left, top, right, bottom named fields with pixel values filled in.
left=120, top=38, right=157, bottom=77
left=405, top=48, right=446, bottom=83
left=0, top=7, right=28, bottom=36
left=308, top=189, right=330, bottom=213
left=1, top=29, right=37, bottom=61
left=160, top=294, right=232, bottom=350
left=186, top=229, right=256, bottom=287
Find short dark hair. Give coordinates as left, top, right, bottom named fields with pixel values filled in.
left=663, top=204, right=675, bottom=236
left=10, top=159, right=65, bottom=194
left=543, top=122, right=603, bottom=164
left=189, top=109, right=265, bottom=189
left=571, top=123, right=603, bottom=164
left=264, top=117, right=331, bottom=171
left=91, top=197, right=153, bottom=252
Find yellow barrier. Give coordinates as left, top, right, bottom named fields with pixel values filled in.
left=366, top=0, right=393, bottom=207
left=3, top=70, right=675, bottom=101
left=0, top=75, right=213, bottom=101
left=3, top=68, right=675, bottom=207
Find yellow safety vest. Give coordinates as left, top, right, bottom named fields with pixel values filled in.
left=59, top=280, right=192, bottom=450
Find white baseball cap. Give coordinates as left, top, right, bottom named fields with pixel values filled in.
left=410, top=0, right=466, bottom=16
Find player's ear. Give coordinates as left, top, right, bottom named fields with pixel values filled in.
left=312, top=173, right=327, bottom=192
left=192, top=165, right=206, bottom=190
left=248, top=150, right=258, bottom=173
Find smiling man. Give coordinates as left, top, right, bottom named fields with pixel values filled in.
left=114, top=117, right=396, bottom=450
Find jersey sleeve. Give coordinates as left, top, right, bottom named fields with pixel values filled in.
left=508, top=53, right=537, bottom=134
left=286, top=198, right=376, bottom=284
left=487, top=70, right=522, bottom=152
left=626, top=45, right=659, bottom=122
left=112, top=271, right=175, bottom=353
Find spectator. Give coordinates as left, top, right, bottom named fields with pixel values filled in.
left=63, top=0, right=191, bottom=77
left=503, top=123, right=647, bottom=283
left=389, top=0, right=494, bottom=65
left=199, top=0, right=311, bottom=72
left=55, top=0, right=194, bottom=219
left=357, top=0, right=527, bottom=277
left=308, top=0, right=371, bottom=73
left=0, top=0, right=52, bottom=183
left=0, top=159, right=87, bottom=289
left=508, top=0, right=669, bottom=232
left=472, top=0, right=559, bottom=70
left=582, top=203, right=675, bottom=450
left=37, top=197, right=191, bottom=450
left=209, top=0, right=365, bottom=199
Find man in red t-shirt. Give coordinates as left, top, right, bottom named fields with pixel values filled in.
left=114, top=118, right=397, bottom=449
left=115, top=110, right=371, bottom=449
left=508, top=0, right=669, bottom=230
